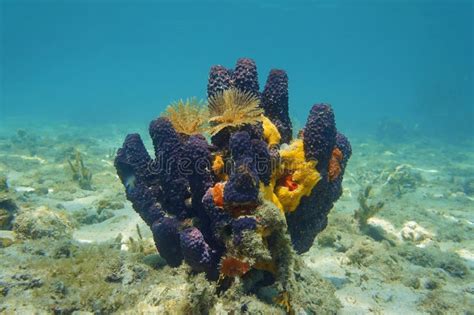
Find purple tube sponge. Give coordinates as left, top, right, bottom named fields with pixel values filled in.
left=149, top=117, right=183, bottom=167
left=180, top=227, right=216, bottom=275
left=115, top=134, right=164, bottom=226
left=286, top=181, right=333, bottom=253
left=148, top=117, right=191, bottom=218
left=229, top=131, right=253, bottom=161
left=224, top=132, right=259, bottom=206
left=261, top=69, right=293, bottom=144
left=207, top=58, right=259, bottom=98
left=152, top=217, right=183, bottom=267
left=125, top=183, right=164, bottom=227
left=182, top=135, right=213, bottom=207
left=251, top=139, right=272, bottom=185
left=207, top=65, right=232, bottom=98
left=224, top=167, right=259, bottom=206
left=115, top=133, right=152, bottom=187
left=241, top=123, right=264, bottom=142
left=303, top=104, right=337, bottom=171
left=288, top=130, right=352, bottom=253
left=202, top=188, right=232, bottom=246
left=335, top=132, right=352, bottom=168
left=326, top=132, right=353, bottom=203
left=233, top=58, right=260, bottom=96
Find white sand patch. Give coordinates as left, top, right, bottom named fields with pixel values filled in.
left=456, top=249, right=474, bottom=268
left=305, top=250, right=347, bottom=278
left=73, top=205, right=146, bottom=243
left=336, top=283, right=422, bottom=315
left=101, top=159, right=114, bottom=166
left=14, top=186, right=35, bottom=192
left=0, top=154, right=47, bottom=164
left=412, top=167, right=439, bottom=173
left=60, top=195, right=101, bottom=211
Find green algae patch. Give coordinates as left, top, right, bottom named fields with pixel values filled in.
left=397, top=244, right=469, bottom=278
left=96, top=198, right=125, bottom=211
left=0, top=238, right=342, bottom=314
left=72, top=207, right=114, bottom=225
left=419, top=290, right=474, bottom=315
left=0, top=239, right=160, bottom=314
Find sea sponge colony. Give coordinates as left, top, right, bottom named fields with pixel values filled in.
left=114, top=57, right=351, bottom=307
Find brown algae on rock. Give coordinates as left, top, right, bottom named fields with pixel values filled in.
left=13, top=206, right=75, bottom=240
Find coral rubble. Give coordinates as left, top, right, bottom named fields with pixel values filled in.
left=114, top=57, right=351, bottom=311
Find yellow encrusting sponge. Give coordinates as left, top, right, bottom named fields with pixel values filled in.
left=273, top=139, right=320, bottom=212
left=260, top=182, right=284, bottom=213
left=262, top=115, right=281, bottom=147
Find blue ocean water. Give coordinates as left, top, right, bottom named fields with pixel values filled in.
left=1, top=0, right=473, bottom=137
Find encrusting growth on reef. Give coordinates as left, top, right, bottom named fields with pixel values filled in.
left=328, top=147, right=343, bottom=181
left=114, top=57, right=352, bottom=313
left=273, top=139, right=321, bottom=213
left=162, top=98, right=209, bottom=136
left=208, top=87, right=263, bottom=135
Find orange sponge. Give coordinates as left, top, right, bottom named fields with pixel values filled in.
left=220, top=256, right=250, bottom=277
left=212, top=182, right=225, bottom=207
left=328, top=147, right=343, bottom=181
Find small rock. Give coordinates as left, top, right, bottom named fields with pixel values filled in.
left=13, top=206, right=74, bottom=240
left=0, top=231, right=15, bottom=248
left=400, top=221, right=433, bottom=243
left=423, top=278, right=439, bottom=290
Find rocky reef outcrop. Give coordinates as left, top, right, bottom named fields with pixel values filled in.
left=114, top=57, right=351, bottom=312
